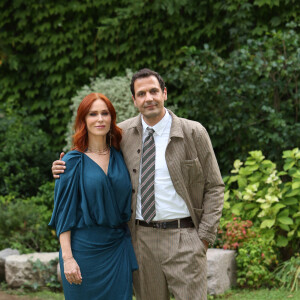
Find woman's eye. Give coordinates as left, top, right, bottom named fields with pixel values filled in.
left=89, top=113, right=97, bottom=116
left=101, top=112, right=109, bottom=116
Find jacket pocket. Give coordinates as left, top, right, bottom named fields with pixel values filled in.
left=193, top=208, right=203, bottom=221
left=181, top=157, right=203, bottom=186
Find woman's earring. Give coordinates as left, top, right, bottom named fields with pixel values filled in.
left=109, top=130, right=112, bottom=147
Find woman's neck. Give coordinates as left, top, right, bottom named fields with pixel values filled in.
left=87, top=136, right=107, bottom=152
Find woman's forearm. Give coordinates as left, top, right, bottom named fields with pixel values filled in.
left=59, top=230, right=82, bottom=284
left=59, top=231, right=73, bottom=260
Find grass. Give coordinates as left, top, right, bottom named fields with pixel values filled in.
left=0, top=288, right=64, bottom=300
left=1, top=288, right=299, bottom=299
left=210, top=288, right=300, bottom=299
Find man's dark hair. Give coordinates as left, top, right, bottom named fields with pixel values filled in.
left=130, top=68, right=165, bottom=97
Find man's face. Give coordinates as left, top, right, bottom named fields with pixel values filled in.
left=133, top=75, right=167, bottom=126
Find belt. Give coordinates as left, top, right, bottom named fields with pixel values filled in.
left=135, top=217, right=194, bottom=229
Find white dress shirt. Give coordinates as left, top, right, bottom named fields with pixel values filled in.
left=136, top=109, right=190, bottom=221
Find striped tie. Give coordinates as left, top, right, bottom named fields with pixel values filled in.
left=141, top=127, right=156, bottom=223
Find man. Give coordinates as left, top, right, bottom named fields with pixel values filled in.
left=52, top=68, right=224, bottom=300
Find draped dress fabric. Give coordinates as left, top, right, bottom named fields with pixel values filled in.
left=49, top=148, right=138, bottom=300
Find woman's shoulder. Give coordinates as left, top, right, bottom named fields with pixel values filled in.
left=63, top=150, right=83, bottom=161
left=110, top=146, right=123, bottom=158
left=62, top=150, right=83, bottom=170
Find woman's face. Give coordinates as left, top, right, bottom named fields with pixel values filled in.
left=85, top=99, right=111, bottom=138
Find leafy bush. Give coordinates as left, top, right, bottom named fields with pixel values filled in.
left=0, top=113, right=54, bottom=197
left=223, top=148, right=300, bottom=254
left=167, top=24, right=300, bottom=174
left=236, top=235, right=278, bottom=288
left=274, top=253, right=300, bottom=292
left=27, top=258, right=61, bottom=292
left=65, top=69, right=137, bottom=150
left=1, top=1, right=299, bottom=152
left=0, top=182, right=59, bottom=253
left=215, top=216, right=255, bottom=250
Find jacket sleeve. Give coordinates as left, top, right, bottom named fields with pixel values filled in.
left=194, top=125, right=225, bottom=244
left=48, top=151, right=82, bottom=237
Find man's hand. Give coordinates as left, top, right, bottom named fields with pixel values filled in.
left=201, top=239, right=209, bottom=251
left=52, top=152, right=66, bottom=179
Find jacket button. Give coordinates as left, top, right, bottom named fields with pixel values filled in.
left=137, top=149, right=141, bottom=153
left=133, top=169, right=136, bottom=173
left=132, top=189, right=135, bottom=193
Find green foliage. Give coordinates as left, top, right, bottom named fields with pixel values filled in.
left=167, top=24, right=300, bottom=173
left=0, top=0, right=299, bottom=152
left=208, top=288, right=300, bottom=299
left=274, top=253, right=300, bottom=292
left=65, top=70, right=138, bottom=150
left=236, top=235, right=278, bottom=288
left=0, top=182, right=59, bottom=253
left=214, top=216, right=255, bottom=250
left=224, top=148, right=300, bottom=252
left=0, top=113, right=54, bottom=197
left=26, top=258, right=61, bottom=292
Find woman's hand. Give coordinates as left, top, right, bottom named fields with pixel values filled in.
left=63, top=257, right=82, bottom=285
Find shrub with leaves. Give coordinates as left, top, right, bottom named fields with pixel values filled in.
left=0, top=113, right=54, bottom=197
left=236, top=235, right=278, bottom=288
left=0, top=182, right=59, bottom=253
left=166, top=23, right=300, bottom=174
left=274, top=253, right=300, bottom=292
left=27, top=258, right=61, bottom=292
left=2, top=1, right=298, bottom=154
left=215, top=216, right=255, bottom=250
left=65, top=70, right=138, bottom=150
left=223, top=148, right=300, bottom=253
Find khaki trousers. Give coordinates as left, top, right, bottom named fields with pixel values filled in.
left=133, top=224, right=207, bottom=300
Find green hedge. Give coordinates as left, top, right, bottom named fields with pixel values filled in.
left=167, top=24, right=300, bottom=173
left=0, top=0, right=299, bottom=152
left=223, top=148, right=300, bottom=254
left=0, top=113, right=54, bottom=197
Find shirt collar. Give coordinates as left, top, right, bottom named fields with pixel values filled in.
left=141, top=108, right=171, bottom=136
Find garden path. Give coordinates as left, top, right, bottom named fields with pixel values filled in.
left=0, top=291, right=41, bottom=300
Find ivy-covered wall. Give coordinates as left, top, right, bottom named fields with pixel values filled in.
left=0, top=0, right=299, bottom=151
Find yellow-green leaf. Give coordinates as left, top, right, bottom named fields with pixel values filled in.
left=276, top=235, right=288, bottom=247
left=277, top=216, right=293, bottom=225
left=224, top=190, right=230, bottom=201
left=285, top=188, right=300, bottom=197
left=292, top=181, right=300, bottom=189
left=283, top=161, right=295, bottom=171
left=260, top=219, right=275, bottom=229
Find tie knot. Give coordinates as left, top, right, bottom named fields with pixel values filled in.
left=146, top=127, right=155, bottom=136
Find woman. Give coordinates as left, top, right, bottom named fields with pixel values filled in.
left=49, top=93, right=138, bottom=300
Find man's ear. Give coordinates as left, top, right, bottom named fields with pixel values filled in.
left=164, top=87, right=167, bottom=101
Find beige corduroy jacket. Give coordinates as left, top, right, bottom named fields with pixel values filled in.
left=118, top=110, right=224, bottom=245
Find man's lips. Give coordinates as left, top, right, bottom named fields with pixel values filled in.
left=145, top=104, right=156, bottom=109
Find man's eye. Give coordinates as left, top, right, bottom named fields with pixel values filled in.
left=138, top=92, right=145, bottom=96
left=150, top=90, right=158, bottom=94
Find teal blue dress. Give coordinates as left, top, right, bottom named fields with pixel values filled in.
left=49, top=148, right=138, bottom=300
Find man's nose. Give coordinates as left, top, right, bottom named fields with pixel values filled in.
left=145, top=92, right=153, bottom=101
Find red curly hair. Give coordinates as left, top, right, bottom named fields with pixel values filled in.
left=72, top=93, right=122, bottom=152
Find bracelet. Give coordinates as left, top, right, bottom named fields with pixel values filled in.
left=63, top=256, right=73, bottom=262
